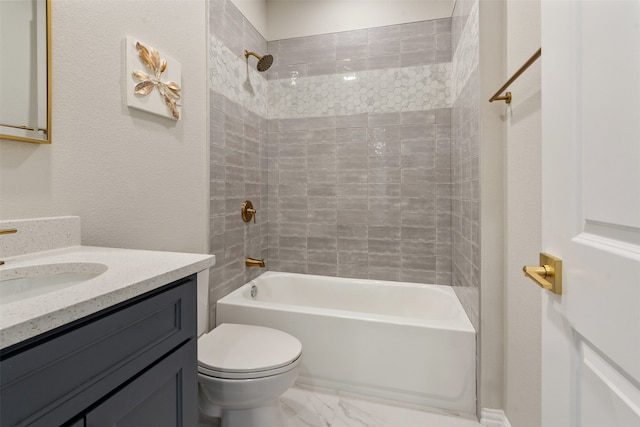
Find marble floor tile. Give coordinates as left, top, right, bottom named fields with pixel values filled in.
left=281, top=384, right=482, bottom=427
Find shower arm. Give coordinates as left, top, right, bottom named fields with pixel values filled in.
left=243, top=50, right=273, bottom=72
left=244, top=50, right=261, bottom=60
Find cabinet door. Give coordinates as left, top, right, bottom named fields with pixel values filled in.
left=85, top=341, right=197, bottom=427
left=1, top=275, right=196, bottom=427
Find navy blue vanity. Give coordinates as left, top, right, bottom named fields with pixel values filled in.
left=0, top=274, right=197, bottom=427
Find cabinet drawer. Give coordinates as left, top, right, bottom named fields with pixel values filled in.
left=0, top=275, right=196, bottom=426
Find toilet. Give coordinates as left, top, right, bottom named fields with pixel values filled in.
left=196, top=273, right=302, bottom=427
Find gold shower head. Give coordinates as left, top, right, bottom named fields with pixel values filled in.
left=244, top=50, right=273, bottom=72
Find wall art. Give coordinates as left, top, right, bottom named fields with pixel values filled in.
left=125, top=36, right=181, bottom=120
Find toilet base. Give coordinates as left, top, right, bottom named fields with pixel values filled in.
left=199, top=390, right=285, bottom=427
left=220, top=399, right=284, bottom=427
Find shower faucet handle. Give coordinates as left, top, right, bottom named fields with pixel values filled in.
left=241, top=200, right=257, bottom=223
left=248, top=208, right=257, bottom=223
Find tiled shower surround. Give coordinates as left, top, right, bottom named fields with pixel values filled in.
left=207, top=0, right=481, bottom=322
left=266, top=110, right=452, bottom=283
left=451, top=0, right=480, bottom=331
left=208, top=91, right=269, bottom=316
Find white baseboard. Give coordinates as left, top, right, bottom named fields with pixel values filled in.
left=480, top=408, right=511, bottom=427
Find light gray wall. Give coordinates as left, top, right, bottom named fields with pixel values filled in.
left=265, top=0, right=454, bottom=40
left=0, top=0, right=209, bottom=255
left=503, top=0, right=542, bottom=425
left=451, top=0, right=509, bottom=414
left=478, top=0, right=506, bottom=414
left=229, top=0, right=454, bottom=41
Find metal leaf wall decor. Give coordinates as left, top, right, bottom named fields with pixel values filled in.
left=132, top=42, right=181, bottom=119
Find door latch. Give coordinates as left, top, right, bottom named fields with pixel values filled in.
left=523, top=253, right=562, bottom=294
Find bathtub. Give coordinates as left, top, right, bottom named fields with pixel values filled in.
left=216, top=271, right=476, bottom=414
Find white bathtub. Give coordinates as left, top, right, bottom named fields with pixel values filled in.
left=216, top=271, right=476, bottom=414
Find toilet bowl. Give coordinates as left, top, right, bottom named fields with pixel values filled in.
left=197, top=323, right=302, bottom=427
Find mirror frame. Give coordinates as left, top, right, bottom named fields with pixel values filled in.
left=0, top=0, right=52, bottom=144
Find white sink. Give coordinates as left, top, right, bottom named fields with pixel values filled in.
left=0, top=263, right=108, bottom=305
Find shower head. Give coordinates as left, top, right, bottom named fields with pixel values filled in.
left=244, top=50, right=273, bottom=72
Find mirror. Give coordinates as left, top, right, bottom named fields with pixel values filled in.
left=0, top=0, right=51, bottom=144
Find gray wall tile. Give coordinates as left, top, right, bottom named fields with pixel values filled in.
left=451, top=0, right=480, bottom=331
left=210, top=6, right=460, bottom=332
left=268, top=18, right=452, bottom=80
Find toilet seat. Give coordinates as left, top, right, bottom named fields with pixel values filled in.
left=198, top=323, right=302, bottom=380
left=198, top=354, right=301, bottom=379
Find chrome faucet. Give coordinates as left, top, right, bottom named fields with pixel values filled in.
left=245, top=257, right=265, bottom=268
left=0, top=228, right=18, bottom=265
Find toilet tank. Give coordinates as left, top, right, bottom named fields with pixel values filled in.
left=196, top=269, right=210, bottom=337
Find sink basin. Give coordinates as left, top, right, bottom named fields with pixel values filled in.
left=0, top=263, right=108, bottom=305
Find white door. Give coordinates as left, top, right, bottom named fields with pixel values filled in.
left=541, top=0, right=640, bottom=426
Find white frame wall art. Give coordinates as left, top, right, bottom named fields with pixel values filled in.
left=125, top=36, right=182, bottom=120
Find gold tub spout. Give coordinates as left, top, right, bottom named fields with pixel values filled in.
left=245, top=257, right=265, bottom=268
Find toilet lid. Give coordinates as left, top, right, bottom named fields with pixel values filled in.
left=198, top=323, right=302, bottom=376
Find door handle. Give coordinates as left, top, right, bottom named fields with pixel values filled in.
left=523, top=253, right=562, bottom=294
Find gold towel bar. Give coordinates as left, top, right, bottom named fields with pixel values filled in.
left=489, top=48, right=542, bottom=104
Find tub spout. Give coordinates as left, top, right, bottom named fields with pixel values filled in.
left=246, top=257, right=265, bottom=268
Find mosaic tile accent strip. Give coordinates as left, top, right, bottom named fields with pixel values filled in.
left=452, top=0, right=479, bottom=104
left=209, top=36, right=269, bottom=118
left=268, top=64, right=452, bottom=119
left=210, top=31, right=452, bottom=120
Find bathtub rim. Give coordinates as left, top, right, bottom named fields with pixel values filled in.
left=218, top=271, right=476, bottom=334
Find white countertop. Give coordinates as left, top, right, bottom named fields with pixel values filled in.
left=0, top=245, right=215, bottom=350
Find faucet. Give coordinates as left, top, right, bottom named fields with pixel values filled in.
left=245, top=257, right=265, bottom=268
left=0, top=228, right=18, bottom=265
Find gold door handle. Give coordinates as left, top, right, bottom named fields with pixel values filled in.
left=523, top=253, right=562, bottom=295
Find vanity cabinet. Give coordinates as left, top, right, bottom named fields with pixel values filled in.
left=0, top=275, right=198, bottom=427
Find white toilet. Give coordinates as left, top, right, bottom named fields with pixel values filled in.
left=196, top=274, right=302, bottom=427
